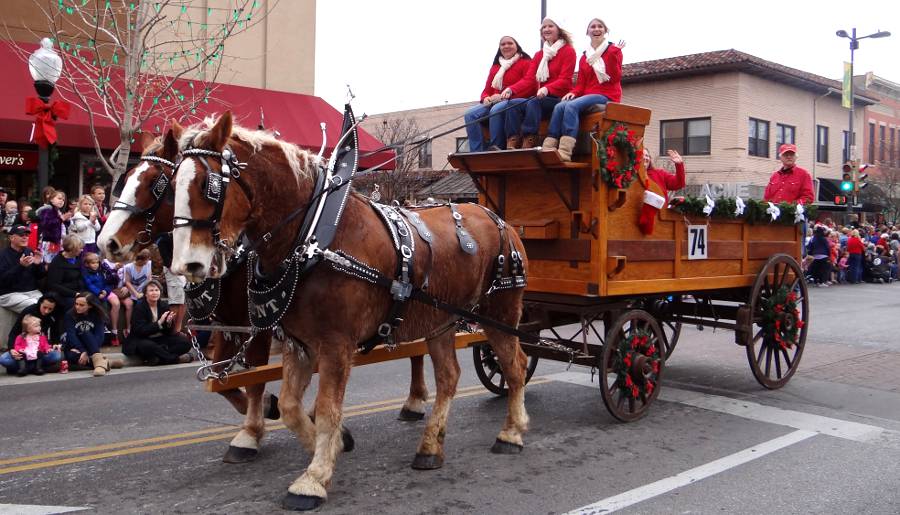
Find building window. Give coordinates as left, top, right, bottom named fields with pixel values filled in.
left=418, top=140, right=432, bottom=169
left=660, top=118, right=711, bottom=155
left=816, top=125, right=829, bottom=163
left=869, top=122, right=876, bottom=163
left=748, top=118, right=769, bottom=157
left=879, top=125, right=886, bottom=162
left=775, top=124, right=795, bottom=159
left=455, top=137, right=469, bottom=153
left=891, top=127, right=896, bottom=167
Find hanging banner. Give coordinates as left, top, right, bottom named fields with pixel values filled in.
left=842, top=62, right=852, bottom=109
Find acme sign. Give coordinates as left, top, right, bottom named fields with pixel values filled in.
left=0, top=149, right=38, bottom=170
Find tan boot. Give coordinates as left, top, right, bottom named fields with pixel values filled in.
left=521, top=134, right=538, bottom=149
left=108, top=358, right=124, bottom=369
left=91, top=353, right=109, bottom=377
left=506, top=135, right=521, bottom=150
left=542, top=136, right=559, bottom=150
left=558, top=135, right=577, bottom=162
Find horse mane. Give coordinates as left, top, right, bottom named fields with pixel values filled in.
left=178, top=115, right=318, bottom=182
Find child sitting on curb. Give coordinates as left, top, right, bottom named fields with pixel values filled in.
left=82, top=252, right=125, bottom=346
left=13, top=315, right=51, bottom=376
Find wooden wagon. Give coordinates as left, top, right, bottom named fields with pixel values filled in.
left=206, top=102, right=809, bottom=423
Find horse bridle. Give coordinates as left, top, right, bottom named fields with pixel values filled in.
left=172, top=146, right=252, bottom=251
left=111, top=154, right=178, bottom=245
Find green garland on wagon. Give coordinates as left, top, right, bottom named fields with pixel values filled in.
left=596, top=123, right=639, bottom=189
left=761, top=285, right=804, bottom=350
left=612, top=331, right=662, bottom=400
left=668, top=196, right=817, bottom=225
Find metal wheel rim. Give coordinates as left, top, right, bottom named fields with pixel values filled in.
left=600, top=309, right=665, bottom=422
left=745, top=254, right=809, bottom=389
left=472, top=344, right=539, bottom=397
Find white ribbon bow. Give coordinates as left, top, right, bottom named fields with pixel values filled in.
left=703, top=195, right=715, bottom=216
left=735, top=197, right=746, bottom=217
left=794, top=203, right=805, bottom=224
left=766, top=202, right=781, bottom=221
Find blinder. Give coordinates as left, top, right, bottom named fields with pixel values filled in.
left=109, top=154, right=178, bottom=244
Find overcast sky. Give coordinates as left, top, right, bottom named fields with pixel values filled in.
left=314, top=0, right=899, bottom=116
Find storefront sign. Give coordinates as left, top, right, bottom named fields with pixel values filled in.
left=0, top=149, right=38, bottom=170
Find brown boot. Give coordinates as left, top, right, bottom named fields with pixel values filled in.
left=91, top=353, right=109, bottom=377
left=521, top=134, right=538, bottom=149
left=558, top=135, right=577, bottom=162
left=506, top=135, right=521, bottom=150
left=542, top=136, right=559, bottom=150
left=108, top=358, right=124, bottom=369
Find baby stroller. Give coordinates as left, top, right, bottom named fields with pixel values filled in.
left=863, top=254, right=893, bottom=283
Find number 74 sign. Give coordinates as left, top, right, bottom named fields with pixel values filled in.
left=687, top=225, right=708, bottom=260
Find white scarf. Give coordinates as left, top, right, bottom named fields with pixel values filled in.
left=536, top=39, right=566, bottom=83
left=585, top=39, right=611, bottom=83
left=491, top=54, right=520, bottom=90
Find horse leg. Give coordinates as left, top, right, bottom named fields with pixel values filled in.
left=411, top=330, right=459, bottom=470
left=398, top=355, right=428, bottom=421
left=283, top=343, right=353, bottom=511
left=224, top=333, right=278, bottom=463
left=278, top=342, right=317, bottom=455
left=482, top=327, right=529, bottom=454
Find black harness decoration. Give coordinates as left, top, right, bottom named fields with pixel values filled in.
left=110, top=154, right=177, bottom=245
left=449, top=203, right=478, bottom=255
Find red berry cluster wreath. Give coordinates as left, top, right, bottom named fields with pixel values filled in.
left=761, top=285, right=805, bottom=350
left=613, top=330, right=662, bottom=399
left=597, top=123, right=638, bottom=189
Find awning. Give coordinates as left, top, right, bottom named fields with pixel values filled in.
left=1, top=40, right=393, bottom=169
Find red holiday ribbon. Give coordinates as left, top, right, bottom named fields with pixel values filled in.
left=25, top=97, right=71, bottom=148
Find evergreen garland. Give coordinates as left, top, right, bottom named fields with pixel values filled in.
left=668, top=196, right=817, bottom=225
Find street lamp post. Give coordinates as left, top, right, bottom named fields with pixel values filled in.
left=28, top=38, right=63, bottom=194
left=835, top=27, right=890, bottom=218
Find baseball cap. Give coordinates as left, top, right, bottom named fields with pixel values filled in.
left=778, top=143, right=798, bottom=156
left=0, top=186, right=7, bottom=193
left=9, top=224, right=30, bottom=236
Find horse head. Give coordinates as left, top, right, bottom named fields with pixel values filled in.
left=98, top=127, right=180, bottom=262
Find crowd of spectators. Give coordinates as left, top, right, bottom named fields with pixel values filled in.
left=0, top=184, right=191, bottom=378
left=804, top=216, right=899, bottom=287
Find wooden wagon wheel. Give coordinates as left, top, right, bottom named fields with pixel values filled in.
left=744, top=254, right=809, bottom=389
left=472, top=344, right=539, bottom=396
left=600, top=309, right=665, bottom=422
left=642, top=296, right=682, bottom=360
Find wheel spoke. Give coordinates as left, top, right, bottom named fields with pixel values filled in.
left=774, top=348, right=783, bottom=379
left=780, top=347, right=793, bottom=370
left=487, top=368, right=498, bottom=381
left=764, top=344, right=773, bottom=377
left=756, top=340, right=766, bottom=366
left=627, top=396, right=635, bottom=414
left=498, top=375, right=506, bottom=390
left=751, top=328, right=765, bottom=346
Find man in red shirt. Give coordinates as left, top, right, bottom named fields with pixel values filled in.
left=763, top=144, right=814, bottom=204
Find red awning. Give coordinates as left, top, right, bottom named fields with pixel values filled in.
left=1, top=40, right=393, bottom=169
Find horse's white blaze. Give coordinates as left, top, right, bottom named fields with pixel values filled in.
left=97, top=162, right=149, bottom=258
left=171, top=159, right=214, bottom=277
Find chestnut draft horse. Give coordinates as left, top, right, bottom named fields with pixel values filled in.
left=169, top=112, right=530, bottom=510
left=97, top=129, right=431, bottom=464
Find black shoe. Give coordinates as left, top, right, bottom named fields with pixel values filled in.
left=16, top=361, right=27, bottom=377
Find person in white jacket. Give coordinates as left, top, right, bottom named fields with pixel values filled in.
left=69, top=195, right=102, bottom=255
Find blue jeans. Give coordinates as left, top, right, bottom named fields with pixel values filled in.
left=0, top=349, right=62, bottom=374
left=505, top=96, right=560, bottom=137
left=464, top=102, right=508, bottom=151
left=848, top=253, right=863, bottom=283
left=547, top=94, right=610, bottom=138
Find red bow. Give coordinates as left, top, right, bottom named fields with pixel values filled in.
left=25, top=97, right=71, bottom=148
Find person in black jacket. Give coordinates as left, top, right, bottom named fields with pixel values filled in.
left=47, top=235, right=86, bottom=312
left=806, top=225, right=832, bottom=286
left=63, top=292, right=118, bottom=376
left=0, top=293, right=63, bottom=374
left=125, top=280, right=191, bottom=366
left=0, top=224, right=44, bottom=313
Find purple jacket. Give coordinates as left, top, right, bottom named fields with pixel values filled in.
left=38, top=206, right=64, bottom=244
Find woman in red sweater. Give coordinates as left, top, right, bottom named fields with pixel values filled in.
left=463, top=36, right=532, bottom=152
left=499, top=17, right=575, bottom=150
left=543, top=18, right=622, bottom=161
left=846, top=229, right=865, bottom=283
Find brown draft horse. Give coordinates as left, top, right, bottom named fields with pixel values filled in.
left=97, top=129, right=431, bottom=464
left=169, top=112, right=530, bottom=510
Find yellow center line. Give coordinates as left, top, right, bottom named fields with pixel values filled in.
left=0, top=377, right=550, bottom=475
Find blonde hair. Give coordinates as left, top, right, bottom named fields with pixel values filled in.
left=851, top=229, right=860, bottom=238
left=62, top=234, right=85, bottom=254
left=22, top=314, right=41, bottom=334
left=78, top=195, right=94, bottom=209
left=83, top=252, right=100, bottom=264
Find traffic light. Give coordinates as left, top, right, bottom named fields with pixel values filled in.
left=834, top=195, right=847, bottom=205
left=856, top=163, right=870, bottom=191
left=841, top=163, right=854, bottom=192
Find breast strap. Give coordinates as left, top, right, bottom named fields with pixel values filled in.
left=449, top=203, right=478, bottom=255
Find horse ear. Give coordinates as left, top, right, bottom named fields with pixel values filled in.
left=171, top=119, right=184, bottom=141
left=162, top=129, right=179, bottom=159
left=207, top=111, right=233, bottom=150
left=139, top=131, right=156, bottom=151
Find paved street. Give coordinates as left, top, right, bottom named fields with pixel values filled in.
left=1, top=282, right=899, bottom=514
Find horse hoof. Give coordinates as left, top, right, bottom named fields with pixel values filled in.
left=341, top=426, right=355, bottom=453
left=397, top=407, right=425, bottom=422
left=223, top=445, right=258, bottom=464
left=411, top=453, right=443, bottom=470
left=490, top=438, right=524, bottom=455
left=282, top=493, right=325, bottom=511
left=265, top=394, right=281, bottom=420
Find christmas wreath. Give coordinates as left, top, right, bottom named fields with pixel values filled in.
left=760, top=285, right=804, bottom=350
left=611, top=330, right=662, bottom=399
left=596, top=123, right=638, bottom=189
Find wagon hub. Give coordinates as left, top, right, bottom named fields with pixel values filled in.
left=629, top=352, right=652, bottom=381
